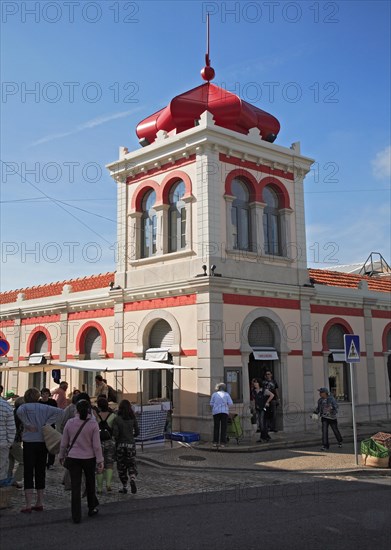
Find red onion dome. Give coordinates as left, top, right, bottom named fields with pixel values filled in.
left=136, top=82, right=280, bottom=146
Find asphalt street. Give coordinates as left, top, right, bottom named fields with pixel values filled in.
left=1, top=475, right=390, bottom=550
left=1, top=423, right=390, bottom=549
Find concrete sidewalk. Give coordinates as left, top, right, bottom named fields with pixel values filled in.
left=138, top=419, right=391, bottom=474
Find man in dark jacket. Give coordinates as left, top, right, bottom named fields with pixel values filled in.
left=314, top=387, right=343, bottom=451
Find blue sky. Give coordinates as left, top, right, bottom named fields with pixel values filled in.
left=1, top=0, right=390, bottom=291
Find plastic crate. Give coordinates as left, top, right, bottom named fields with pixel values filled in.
left=168, top=432, right=200, bottom=443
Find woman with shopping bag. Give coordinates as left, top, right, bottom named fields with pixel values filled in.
left=59, top=399, right=103, bottom=524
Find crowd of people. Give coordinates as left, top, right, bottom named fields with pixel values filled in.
left=1, top=371, right=343, bottom=519
left=0, top=377, right=139, bottom=523
left=209, top=369, right=282, bottom=448
left=210, top=369, right=342, bottom=451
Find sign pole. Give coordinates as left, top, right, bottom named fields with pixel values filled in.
left=344, top=334, right=360, bottom=467
left=349, top=362, right=358, bottom=465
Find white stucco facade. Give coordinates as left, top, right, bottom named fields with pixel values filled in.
left=1, top=109, right=390, bottom=442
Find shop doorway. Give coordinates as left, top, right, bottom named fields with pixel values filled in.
left=248, top=356, right=274, bottom=383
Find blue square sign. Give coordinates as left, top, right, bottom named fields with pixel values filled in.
left=344, top=334, right=360, bottom=363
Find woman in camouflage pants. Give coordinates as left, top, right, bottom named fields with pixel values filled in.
left=112, top=400, right=140, bottom=494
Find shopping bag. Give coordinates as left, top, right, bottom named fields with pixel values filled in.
left=62, top=468, right=72, bottom=491
left=42, top=424, right=62, bottom=455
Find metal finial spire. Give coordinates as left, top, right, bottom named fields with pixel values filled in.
left=201, top=13, right=215, bottom=82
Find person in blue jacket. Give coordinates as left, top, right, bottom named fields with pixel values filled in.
left=314, top=387, right=343, bottom=451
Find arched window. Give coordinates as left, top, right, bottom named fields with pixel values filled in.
left=386, top=328, right=391, bottom=351
left=141, top=190, right=157, bottom=258
left=147, top=319, right=174, bottom=400
left=84, top=328, right=102, bottom=360
left=231, top=179, right=251, bottom=251
left=29, top=331, right=49, bottom=389
left=248, top=318, right=274, bottom=348
left=83, top=328, right=101, bottom=394
left=263, top=186, right=281, bottom=255
left=32, top=332, right=48, bottom=354
left=248, top=318, right=278, bottom=381
left=327, top=324, right=345, bottom=350
left=168, top=181, right=186, bottom=252
left=149, top=319, right=174, bottom=349
left=326, top=323, right=350, bottom=401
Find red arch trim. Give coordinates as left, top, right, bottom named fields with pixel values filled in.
left=161, top=170, right=193, bottom=203
left=259, top=176, right=290, bottom=208
left=224, top=168, right=258, bottom=202
left=26, top=326, right=52, bottom=354
left=321, top=317, right=354, bottom=351
left=75, top=321, right=107, bottom=356
left=382, top=322, right=391, bottom=352
left=131, top=180, right=161, bottom=212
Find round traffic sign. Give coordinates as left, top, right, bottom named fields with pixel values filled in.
left=0, top=339, right=10, bottom=356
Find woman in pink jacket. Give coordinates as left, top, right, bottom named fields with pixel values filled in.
left=59, top=399, right=103, bottom=524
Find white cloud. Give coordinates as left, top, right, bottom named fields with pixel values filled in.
left=30, top=108, right=142, bottom=147
left=372, top=145, right=391, bottom=179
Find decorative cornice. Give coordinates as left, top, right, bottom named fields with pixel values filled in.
left=106, top=123, right=314, bottom=184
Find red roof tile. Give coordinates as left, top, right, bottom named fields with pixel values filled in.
left=1, top=268, right=389, bottom=306
left=309, top=269, right=391, bottom=293
left=0, top=273, right=115, bottom=305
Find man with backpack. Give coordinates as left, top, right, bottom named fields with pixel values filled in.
left=93, top=397, right=115, bottom=494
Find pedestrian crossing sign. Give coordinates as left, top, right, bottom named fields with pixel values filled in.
left=344, top=334, right=360, bottom=363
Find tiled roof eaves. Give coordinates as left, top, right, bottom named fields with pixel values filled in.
left=309, top=269, right=391, bottom=293
left=0, top=272, right=115, bottom=305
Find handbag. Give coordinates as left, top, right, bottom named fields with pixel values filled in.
left=42, top=424, right=62, bottom=455
left=63, top=419, right=89, bottom=469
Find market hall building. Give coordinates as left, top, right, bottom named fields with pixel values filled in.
left=1, top=58, right=390, bottom=441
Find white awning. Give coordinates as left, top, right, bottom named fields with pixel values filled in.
left=330, top=353, right=346, bottom=362
left=2, top=359, right=199, bottom=373
left=28, top=353, right=47, bottom=365
left=252, top=349, right=278, bottom=361
left=1, top=364, right=54, bottom=373
left=49, top=359, right=197, bottom=372
left=145, top=348, right=169, bottom=362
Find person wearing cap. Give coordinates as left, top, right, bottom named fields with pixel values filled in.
left=314, top=387, right=343, bottom=451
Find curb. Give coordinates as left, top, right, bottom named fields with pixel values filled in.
left=137, top=431, right=391, bottom=474
left=194, top=430, right=389, bottom=454
left=137, top=454, right=391, bottom=476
